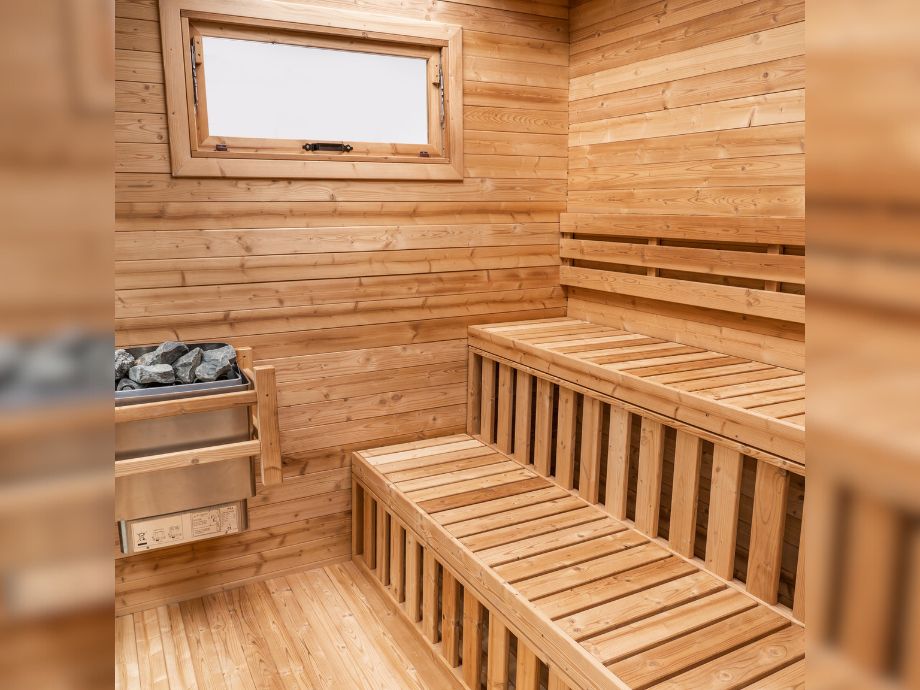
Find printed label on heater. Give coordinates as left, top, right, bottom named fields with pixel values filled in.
left=129, top=503, right=241, bottom=552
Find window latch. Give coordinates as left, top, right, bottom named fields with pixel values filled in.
left=303, top=142, right=354, bottom=153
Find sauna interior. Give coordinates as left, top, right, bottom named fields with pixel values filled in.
left=114, top=0, right=810, bottom=687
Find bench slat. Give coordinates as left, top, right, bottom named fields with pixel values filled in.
left=353, top=436, right=804, bottom=690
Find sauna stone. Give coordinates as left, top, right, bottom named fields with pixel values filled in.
left=128, top=363, right=175, bottom=385
left=135, top=341, right=187, bottom=367
left=114, top=348, right=134, bottom=380
left=203, top=345, right=236, bottom=368
left=195, top=359, right=231, bottom=382
left=116, top=377, right=141, bottom=391
left=173, top=347, right=202, bottom=384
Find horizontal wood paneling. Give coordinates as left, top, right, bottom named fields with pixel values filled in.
left=566, top=0, right=804, bottom=368
left=114, top=0, right=566, bottom=612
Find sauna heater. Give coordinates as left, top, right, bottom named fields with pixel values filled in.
left=115, top=343, right=255, bottom=555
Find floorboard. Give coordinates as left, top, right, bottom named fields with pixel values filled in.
left=115, top=561, right=465, bottom=690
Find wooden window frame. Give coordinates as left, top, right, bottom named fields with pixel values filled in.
left=159, top=0, right=463, bottom=180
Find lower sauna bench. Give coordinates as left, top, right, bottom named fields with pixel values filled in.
left=115, top=561, right=466, bottom=690
left=352, top=435, right=804, bottom=690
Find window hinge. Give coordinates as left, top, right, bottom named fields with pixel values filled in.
left=437, top=58, right=446, bottom=129
left=189, top=38, right=199, bottom=110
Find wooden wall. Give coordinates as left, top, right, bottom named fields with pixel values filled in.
left=565, top=0, right=805, bottom=371
left=114, top=0, right=567, bottom=614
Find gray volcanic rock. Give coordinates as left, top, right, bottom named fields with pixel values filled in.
left=134, top=350, right=158, bottom=367
left=195, top=359, right=231, bottom=382
left=128, top=363, right=175, bottom=385
left=135, top=341, right=188, bottom=367
left=174, top=347, right=203, bottom=384
left=203, top=345, right=236, bottom=368
left=116, top=377, right=142, bottom=391
left=114, top=348, right=135, bottom=381
left=152, top=341, right=188, bottom=365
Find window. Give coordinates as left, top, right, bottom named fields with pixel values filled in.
left=159, top=0, right=463, bottom=179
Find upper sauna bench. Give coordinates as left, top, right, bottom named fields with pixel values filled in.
left=469, top=318, right=804, bottom=465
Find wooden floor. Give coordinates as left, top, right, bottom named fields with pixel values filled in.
left=115, top=561, right=464, bottom=690
left=355, top=435, right=805, bottom=690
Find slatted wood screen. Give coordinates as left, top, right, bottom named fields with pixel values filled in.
left=564, top=0, right=806, bottom=370
left=469, top=351, right=805, bottom=614
left=559, top=216, right=806, bottom=324
left=353, top=480, right=574, bottom=690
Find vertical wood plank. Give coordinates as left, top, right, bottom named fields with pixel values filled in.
left=547, top=668, right=571, bottom=690
left=422, top=549, right=439, bottom=644
left=747, top=462, right=790, bottom=603
left=253, top=365, right=282, bottom=486
left=391, top=518, right=406, bottom=603
left=792, top=492, right=806, bottom=622
left=405, top=531, right=421, bottom=623
left=515, top=642, right=541, bottom=690
left=669, top=432, right=702, bottom=557
left=441, top=570, right=461, bottom=667
left=376, top=503, right=389, bottom=585
left=807, top=474, right=837, bottom=639
left=635, top=418, right=665, bottom=536
left=513, top=371, right=534, bottom=465
left=533, top=378, right=554, bottom=476
left=363, top=492, right=376, bottom=570
left=838, top=493, right=900, bottom=673
left=351, top=479, right=364, bottom=558
left=496, top=364, right=514, bottom=454
left=480, top=359, right=497, bottom=445
left=705, top=445, right=744, bottom=579
left=115, top=614, right=139, bottom=690
left=554, top=387, right=577, bottom=489
left=462, top=591, right=484, bottom=689
left=902, top=525, right=920, bottom=688
left=646, top=237, right=660, bottom=277
left=486, top=616, right=510, bottom=690
left=578, top=396, right=603, bottom=503
left=764, top=244, right=782, bottom=291
left=605, top=406, right=632, bottom=519
left=468, top=351, right=482, bottom=436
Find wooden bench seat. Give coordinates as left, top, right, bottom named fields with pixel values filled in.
left=352, top=435, right=805, bottom=690
left=469, top=317, right=805, bottom=464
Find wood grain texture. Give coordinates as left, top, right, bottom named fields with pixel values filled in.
left=566, top=0, right=805, bottom=363
left=114, top=0, right=566, bottom=609
left=354, top=434, right=805, bottom=690
left=115, top=562, right=466, bottom=690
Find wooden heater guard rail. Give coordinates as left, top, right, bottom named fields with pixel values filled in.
left=113, top=346, right=283, bottom=486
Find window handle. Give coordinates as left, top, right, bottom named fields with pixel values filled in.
left=303, top=142, right=354, bottom=153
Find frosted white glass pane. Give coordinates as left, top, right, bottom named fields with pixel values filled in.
left=201, top=36, right=429, bottom=144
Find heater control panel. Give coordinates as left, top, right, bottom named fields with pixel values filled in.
left=120, top=501, right=245, bottom=555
